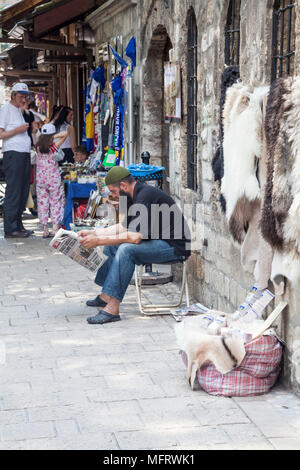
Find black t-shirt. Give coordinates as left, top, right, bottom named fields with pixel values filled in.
left=23, top=110, right=35, bottom=145
left=121, top=181, right=191, bottom=258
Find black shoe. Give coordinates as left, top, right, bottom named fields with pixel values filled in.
left=20, top=227, right=34, bottom=235
left=87, top=310, right=121, bottom=324
left=5, top=231, right=30, bottom=239
left=86, top=295, right=107, bottom=308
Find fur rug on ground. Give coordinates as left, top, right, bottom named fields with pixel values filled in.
left=175, top=317, right=246, bottom=389
left=221, top=83, right=269, bottom=244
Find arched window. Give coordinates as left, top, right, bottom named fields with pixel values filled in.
left=271, top=0, right=296, bottom=82
left=187, top=9, right=198, bottom=191
left=225, top=0, right=241, bottom=66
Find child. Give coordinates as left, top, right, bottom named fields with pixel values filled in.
left=35, top=123, right=68, bottom=238
left=74, top=145, right=89, bottom=163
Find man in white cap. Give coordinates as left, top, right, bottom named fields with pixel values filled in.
left=0, top=82, right=33, bottom=238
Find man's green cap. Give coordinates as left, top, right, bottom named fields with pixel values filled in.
left=105, top=166, right=131, bottom=185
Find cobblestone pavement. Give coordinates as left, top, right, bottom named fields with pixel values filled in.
left=1, top=214, right=300, bottom=450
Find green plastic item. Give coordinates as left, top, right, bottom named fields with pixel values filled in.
left=102, top=149, right=116, bottom=167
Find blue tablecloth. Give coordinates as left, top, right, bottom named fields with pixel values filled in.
left=63, top=182, right=96, bottom=230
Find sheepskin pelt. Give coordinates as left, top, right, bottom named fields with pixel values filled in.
left=212, top=65, right=240, bottom=183
left=262, top=76, right=300, bottom=258
left=174, top=317, right=245, bottom=389
left=212, top=66, right=240, bottom=214
left=221, top=83, right=269, bottom=244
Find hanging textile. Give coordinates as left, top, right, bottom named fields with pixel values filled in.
left=82, top=66, right=107, bottom=155
left=125, top=37, right=136, bottom=66
left=83, top=70, right=95, bottom=153
left=109, top=45, right=128, bottom=68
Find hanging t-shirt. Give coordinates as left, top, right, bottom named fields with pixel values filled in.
left=0, top=102, right=31, bottom=153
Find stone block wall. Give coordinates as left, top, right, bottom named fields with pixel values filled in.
left=137, top=0, right=300, bottom=396
left=86, top=0, right=300, bottom=395
left=88, top=2, right=137, bottom=56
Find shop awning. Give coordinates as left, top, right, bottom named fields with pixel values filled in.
left=0, top=0, right=107, bottom=38
left=32, top=0, right=101, bottom=37
left=0, top=0, right=48, bottom=35
left=0, top=44, right=38, bottom=70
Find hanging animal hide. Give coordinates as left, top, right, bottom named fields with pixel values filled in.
left=262, top=76, right=300, bottom=260
left=221, top=83, right=269, bottom=244
left=212, top=66, right=240, bottom=213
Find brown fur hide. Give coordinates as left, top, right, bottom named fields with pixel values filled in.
left=261, top=76, right=300, bottom=256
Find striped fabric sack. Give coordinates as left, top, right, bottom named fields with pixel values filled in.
left=181, top=335, right=283, bottom=397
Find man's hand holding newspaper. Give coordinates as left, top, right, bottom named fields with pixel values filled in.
left=79, top=230, right=102, bottom=250
left=78, top=224, right=142, bottom=249
left=49, top=229, right=107, bottom=273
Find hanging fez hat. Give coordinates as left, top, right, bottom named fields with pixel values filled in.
left=105, top=166, right=131, bottom=186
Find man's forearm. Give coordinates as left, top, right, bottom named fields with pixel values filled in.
left=95, top=222, right=127, bottom=237
left=79, top=228, right=142, bottom=249
left=97, top=231, right=142, bottom=246
left=0, top=128, right=20, bottom=139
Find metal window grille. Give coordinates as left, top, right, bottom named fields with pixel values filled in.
left=271, top=0, right=296, bottom=82
left=187, top=10, right=198, bottom=191
left=225, top=0, right=241, bottom=66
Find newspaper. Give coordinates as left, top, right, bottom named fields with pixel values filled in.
left=49, top=229, right=107, bottom=273
left=171, top=303, right=209, bottom=322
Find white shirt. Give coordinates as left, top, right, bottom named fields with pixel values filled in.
left=31, top=109, right=46, bottom=122
left=0, top=102, right=31, bottom=153
left=58, top=122, right=71, bottom=150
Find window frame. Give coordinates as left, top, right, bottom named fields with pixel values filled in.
left=271, top=0, right=296, bottom=82
left=187, top=8, right=198, bottom=192
left=225, top=0, right=241, bottom=66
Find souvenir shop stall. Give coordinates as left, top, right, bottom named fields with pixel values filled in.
left=62, top=36, right=166, bottom=235
left=62, top=37, right=137, bottom=232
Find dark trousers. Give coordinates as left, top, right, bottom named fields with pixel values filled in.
left=3, top=151, right=31, bottom=233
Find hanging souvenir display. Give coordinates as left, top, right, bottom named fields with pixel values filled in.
left=82, top=70, right=95, bottom=153
left=81, top=37, right=136, bottom=170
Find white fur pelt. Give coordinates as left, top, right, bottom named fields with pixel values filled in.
left=271, top=249, right=300, bottom=289
left=221, top=83, right=269, bottom=244
left=175, top=317, right=246, bottom=390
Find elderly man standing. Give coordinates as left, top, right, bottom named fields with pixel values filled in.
left=0, top=83, right=32, bottom=238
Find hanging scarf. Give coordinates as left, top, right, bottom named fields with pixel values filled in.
left=111, top=75, right=125, bottom=164
left=84, top=70, right=95, bottom=152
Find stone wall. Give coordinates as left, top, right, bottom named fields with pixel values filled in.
left=87, top=1, right=137, bottom=55
left=137, top=0, right=300, bottom=396
left=86, top=0, right=300, bottom=395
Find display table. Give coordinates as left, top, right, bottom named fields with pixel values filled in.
left=63, top=182, right=96, bottom=230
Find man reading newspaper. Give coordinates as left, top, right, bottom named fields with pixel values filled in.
left=79, top=166, right=191, bottom=324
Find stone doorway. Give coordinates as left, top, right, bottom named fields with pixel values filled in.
left=142, top=25, right=173, bottom=193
